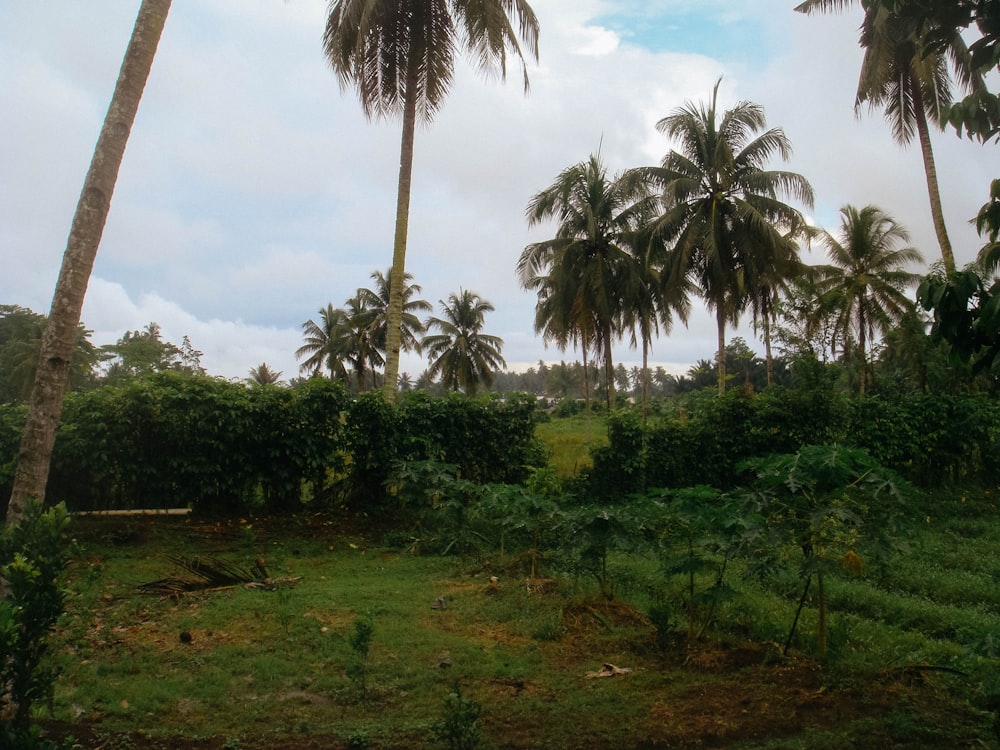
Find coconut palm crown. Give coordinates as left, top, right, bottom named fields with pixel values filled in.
left=324, top=0, right=539, bottom=398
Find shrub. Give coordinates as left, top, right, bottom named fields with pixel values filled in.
left=0, top=503, right=71, bottom=730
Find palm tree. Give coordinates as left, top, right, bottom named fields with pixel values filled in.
left=247, top=363, right=284, bottom=386
left=795, top=0, right=983, bottom=273
left=636, top=80, right=814, bottom=395
left=748, top=225, right=811, bottom=386
left=620, top=227, right=693, bottom=418
left=519, top=153, right=660, bottom=409
left=324, top=0, right=539, bottom=399
left=7, top=0, right=172, bottom=524
left=297, top=304, right=349, bottom=380
left=814, top=204, right=924, bottom=394
left=335, top=291, right=382, bottom=390
left=358, top=268, right=431, bottom=358
left=423, top=289, right=506, bottom=396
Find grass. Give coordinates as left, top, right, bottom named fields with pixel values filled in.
left=534, top=414, right=608, bottom=478
left=24, top=421, right=1000, bottom=748
left=35, top=495, right=1000, bottom=750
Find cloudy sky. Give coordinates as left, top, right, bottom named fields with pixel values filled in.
left=1, top=1, right=995, bottom=382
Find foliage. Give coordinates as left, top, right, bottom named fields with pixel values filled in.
left=98, top=323, right=204, bottom=384
left=738, top=444, right=909, bottom=657
left=423, top=290, right=506, bottom=396
left=0, top=404, right=26, bottom=507
left=652, top=486, right=744, bottom=640
left=346, top=614, right=375, bottom=701
left=584, top=387, right=1000, bottom=497
left=559, top=500, right=653, bottom=598
left=0, top=503, right=71, bottom=731
left=0, top=373, right=544, bottom=516
left=432, top=683, right=482, bottom=750
left=918, top=267, right=1000, bottom=377
left=0, top=305, right=98, bottom=405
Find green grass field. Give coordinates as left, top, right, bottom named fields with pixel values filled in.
left=38, top=487, right=1000, bottom=749
left=534, top=414, right=608, bottom=477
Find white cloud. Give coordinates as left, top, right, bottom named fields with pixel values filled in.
left=1, top=0, right=995, bottom=383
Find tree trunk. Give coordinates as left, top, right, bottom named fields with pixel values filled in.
left=716, top=303, right=727, bottom=396
left=641, top=334, right=649, bottom=422
left=6, top=0, right=171, bottom=525
left=913, top=88, right=956, bottom=274
left=602, top=324, right=615, bottom=410
left=382, top=65, right=419, bottom=401
left=764, top=312, right=774, bottom=387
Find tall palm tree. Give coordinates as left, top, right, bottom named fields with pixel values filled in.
left=620, top=227, right=693, bottom=417
left=423, top=289, right=506, bottom=396
left=519, top=153, right=660, bottom=409
left=7, top=0, right=172, bottom=524
left=636, top=80, right=814, bottom=395
left=324, top=0, right=539, bottom=398
left=796, top=0, right=983, bottom=273
left=296, top=304, right=349, bottom=380
left=748, top=225, right=811, bottom=386
left=814, top=204, right=924, bottom=394
left=358, top=268, right=431, bottom=358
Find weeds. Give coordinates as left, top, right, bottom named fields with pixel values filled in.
left=432, top=683, right=481, bottom=750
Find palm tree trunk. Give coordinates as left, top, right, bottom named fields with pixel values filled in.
left=857, top=305, right=868, bottom=396
left=581, top=342, right=592, bottom=442
left=764, top=313, right=774, bottom=387
left=913, top=90, right=956, bottom=274
left=382, top=65, right=419, bottom=401
left=641, top=334, right=650, bottom=422
left=6, top=0, right=171, bottom=525
left=716, top=303, right=727, bottom=396
left=602, top=325, right=615, bottom=410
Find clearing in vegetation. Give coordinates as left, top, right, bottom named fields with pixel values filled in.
left=36, top=497, right=1000, bottom=749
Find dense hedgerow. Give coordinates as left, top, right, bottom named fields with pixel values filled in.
left=0, top=373, right=545, bottom=516
left=586, top=388, right=1000, bottom=500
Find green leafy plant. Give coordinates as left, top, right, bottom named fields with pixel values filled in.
left=346, top=614, right=374, bottom=701
left=432, top=683, right=482, bottom=750
left=653, top=486, right=744, bottom=641
left=0, top=502, right=71, bottom=731
left=739, top=444, right=909, bottom=658
left=561, top=501, right=652, bottom=599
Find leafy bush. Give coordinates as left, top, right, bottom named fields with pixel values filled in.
left=0, top=503, right=71, bottom=730
left=587, top=389, right=1000, bottom=500
left=0, top=404, right=25, bottom=507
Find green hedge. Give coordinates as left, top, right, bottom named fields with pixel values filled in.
left=0, top=374, right=545, bottom=515
left=588, top=389, right=1000, bottom=499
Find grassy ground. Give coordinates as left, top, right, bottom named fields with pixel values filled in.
left=38, top=492, right=1000, bottom=750
left=534, top=414, right=607, bottom=477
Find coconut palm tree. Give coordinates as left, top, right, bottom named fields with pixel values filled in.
left=636, top=80, right=814, bottom=395
left=620, top=227, right=693, bottom=417
left=519, top=153, right=660, bottom=409
left=7, top=0, right=172, bottom=524
left=814, top=204, right=924, bottom=394
left=324, top=0, right=539, bottom=398
left=358, top=268, right=431, bottom=358
left=796, top=0, right=982, bottom=273
left=336, top=291, right=382, bottom=390
left=297, top=304, right=349, bottom=380
left=423, top=289, right=506, bottom=396
left=247, top=363, right=284, bottom=386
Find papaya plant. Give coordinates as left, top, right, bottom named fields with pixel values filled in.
left=561, top=500, right=654, bottom=599
left=738, top=444, right=909, bottom=658
left=651, top=486, right=748, bottom=641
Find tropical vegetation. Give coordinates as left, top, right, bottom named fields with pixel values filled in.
left=3, top=1, right=1000, bottom=746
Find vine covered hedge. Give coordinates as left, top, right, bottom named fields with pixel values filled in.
left=1, top=373, right=545, bottom=516
left=588, top=388, right=1000, bottom=499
